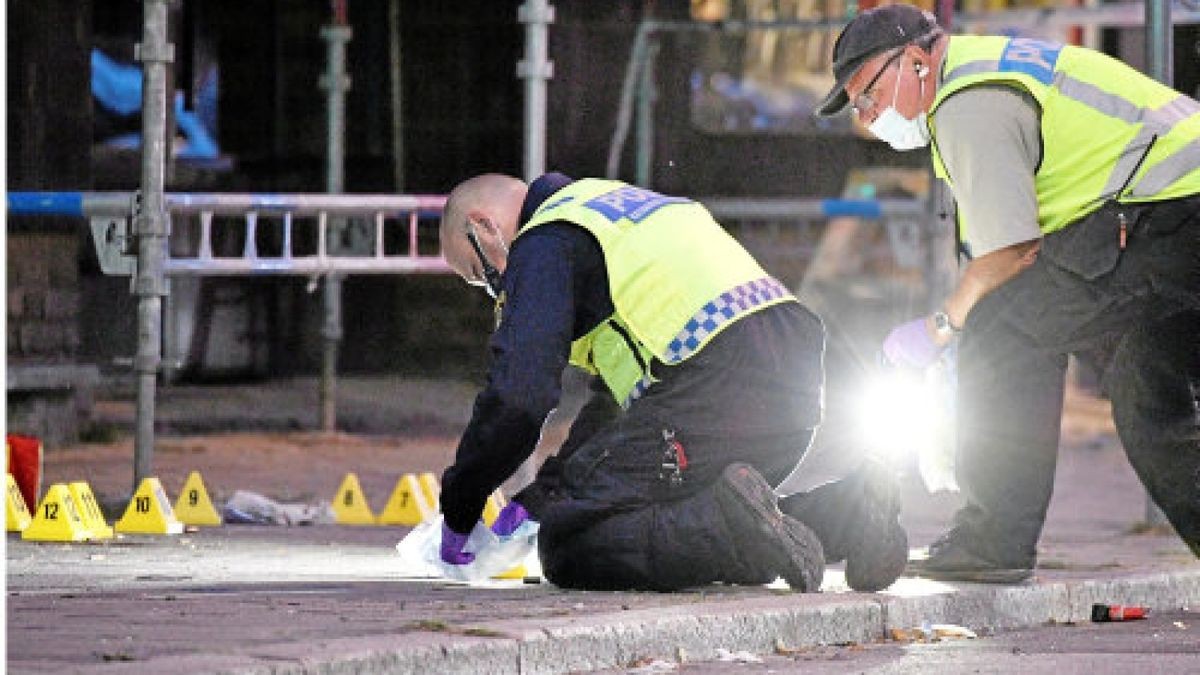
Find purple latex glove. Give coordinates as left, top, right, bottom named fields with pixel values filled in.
left=440, top=523, right=475, bottom=565
left=491, top=502, right=530, bottom=536
left=881, top=317, right=942, bottom=370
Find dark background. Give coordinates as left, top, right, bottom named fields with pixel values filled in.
left=8, top=0, right=1199, bottom=381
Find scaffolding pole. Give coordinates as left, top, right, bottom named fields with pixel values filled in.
left=320, top=22, right=352, bottom=433
left=518, top=0, right=554, bottom=182
left=1147, top=0, right=1174, bottom=82
left=389, top=0, right=405, bottom=191
left=131, top=0, right=173, bottom=494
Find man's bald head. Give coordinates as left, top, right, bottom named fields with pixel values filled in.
left=440, top=173, right=528, bottom=286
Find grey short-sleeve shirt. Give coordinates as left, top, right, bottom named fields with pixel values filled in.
left=932, top=85, right=1043, bottom=257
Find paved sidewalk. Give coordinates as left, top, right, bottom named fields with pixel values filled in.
left=7, top=379, right=1198, bottom=673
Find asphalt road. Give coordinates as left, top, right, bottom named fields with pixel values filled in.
left=649, top=610, right=1200, bottom=674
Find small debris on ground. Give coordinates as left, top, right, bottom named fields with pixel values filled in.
left=890, top=623, right=977, bottom=642
left=774, top=638, right=802, bottom=655
left=715, top=647, right=764, bottom=663
left=626, top=656, right=677, bottom=672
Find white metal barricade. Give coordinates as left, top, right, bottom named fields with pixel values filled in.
left=57, top=192, right=451, bottom=277
left=8, top=190, right=450, bottom=491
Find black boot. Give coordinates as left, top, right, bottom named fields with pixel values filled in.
left=715, top=463, right=825, bottom=592
left=908, top=527, right=1034, bottom=583
left=779, top=460, right=909, bottom=592
left=843, top=460, right=909, bottom=592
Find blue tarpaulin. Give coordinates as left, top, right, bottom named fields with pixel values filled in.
left=91, top=48, right=220, bottom=160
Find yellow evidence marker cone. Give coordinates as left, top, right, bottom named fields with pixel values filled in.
left=418, top=472, right=441, bottom=514
left=115, top=477, right=184, bottom=535
left=481, top=489, right=507, bottom=527
left=22, top=483, right=91, bottom=542
left=491, top=563, right=529, bottom=580
left=332, top=473, right=376, bottom=525
left=378, top=474, right=433, bottom=526
left=69, top=482, right=114, bottom=540
left=174, top=471, right=223, bottom=526
left=6, top=473, right=33, bottom=532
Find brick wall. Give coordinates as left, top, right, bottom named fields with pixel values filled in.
left=8, top=0, right=92, bottom=364
left=6, top=232, right=94, bottom=449
left=6, top=0, right=95, bottom=447
left=7, top=234, right=82, bottom=362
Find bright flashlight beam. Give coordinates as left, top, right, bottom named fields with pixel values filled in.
left=857, top=373, right=941, bottom=464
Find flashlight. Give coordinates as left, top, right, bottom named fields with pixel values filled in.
left=857, top=347, right=959, bottom=492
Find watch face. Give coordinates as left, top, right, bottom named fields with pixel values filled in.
left=935, top=313, right=948, bottom=330
left=934, top=312, right=957, bottom=335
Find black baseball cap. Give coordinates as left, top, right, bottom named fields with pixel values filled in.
left=816, top=4, right=939, bottom=117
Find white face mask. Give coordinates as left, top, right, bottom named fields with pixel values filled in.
left=868, top=62, right=931, bottom=151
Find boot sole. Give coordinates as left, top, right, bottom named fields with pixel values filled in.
left=718, top=463, right=825, bottom=592
left=845, top=461, right=908, bottom=592
left=846, top=523, right=908, bottom=592
left=907, top=562, right=1033, bottom=584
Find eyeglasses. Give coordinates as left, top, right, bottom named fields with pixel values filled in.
left=851, top=49, right=904, bottom=118
left=465, top=228, right=503, bottom=299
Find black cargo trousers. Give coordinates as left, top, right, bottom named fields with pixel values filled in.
left=950, top=195, right=1200, bottom=567
left=513, top=302, right=876, bottom=591
left=518, top=390, right=814, bottom=591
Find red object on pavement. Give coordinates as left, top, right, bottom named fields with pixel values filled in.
left=6, top=434, right=43, bottom=510
left=669, top=437, right=688, bottom=470
left=1091, top=604, right=1149, bottom=622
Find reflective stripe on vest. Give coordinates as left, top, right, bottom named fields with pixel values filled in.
left=521, top=179, right=795, bottom=406
left=621, top=275, right=788, bottom=407
left=932, top=36, right=1200, bottom=235
left=663, top=276, right=791, bottom=362
left=942, top=54, right=1200, bottom=199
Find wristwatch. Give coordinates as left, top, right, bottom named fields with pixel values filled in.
left=932, top=310, right=961, bottom=339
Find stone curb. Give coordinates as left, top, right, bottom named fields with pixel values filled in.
left=515, top=569, right=1198, bottom=674
left=94, top=568, right=1200, bottom=674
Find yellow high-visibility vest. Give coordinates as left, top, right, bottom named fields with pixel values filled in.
left=521, top=179, right=795, bottom=405
left=930, top=35, right=1200, bottom=238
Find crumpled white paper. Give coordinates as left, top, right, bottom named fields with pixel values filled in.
left=395, top=515, right=540, bottom=583
left=714, top=648, right=763, bottom=663
left=222, top=490, right=335, bottom=525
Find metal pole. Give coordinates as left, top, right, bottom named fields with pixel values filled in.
left=935, top=0, right=955, bottom=30
left=132, top=0, right=174, bottom=493
left=320, top=22, right=352, bottom=433
left=388, top=0, right=405, bottom=191
left=1147, top=0, right=1174, bottom=82
left=634, top=41, right=659, bottom=188
left=607, top=23, right=651, bottom=179
left=1144, top=0, right=1173, bottom=527
left=518, top=0, right=554, bottom=182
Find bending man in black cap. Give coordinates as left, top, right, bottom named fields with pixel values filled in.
left=818, top=3, right=1200, bottom=582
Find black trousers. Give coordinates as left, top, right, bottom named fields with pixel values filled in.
left=951, top=196, right=1200, bottom=566
left=515, top=303, right=866, bottom=591
left=531, top=417, right=815, bottom=591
